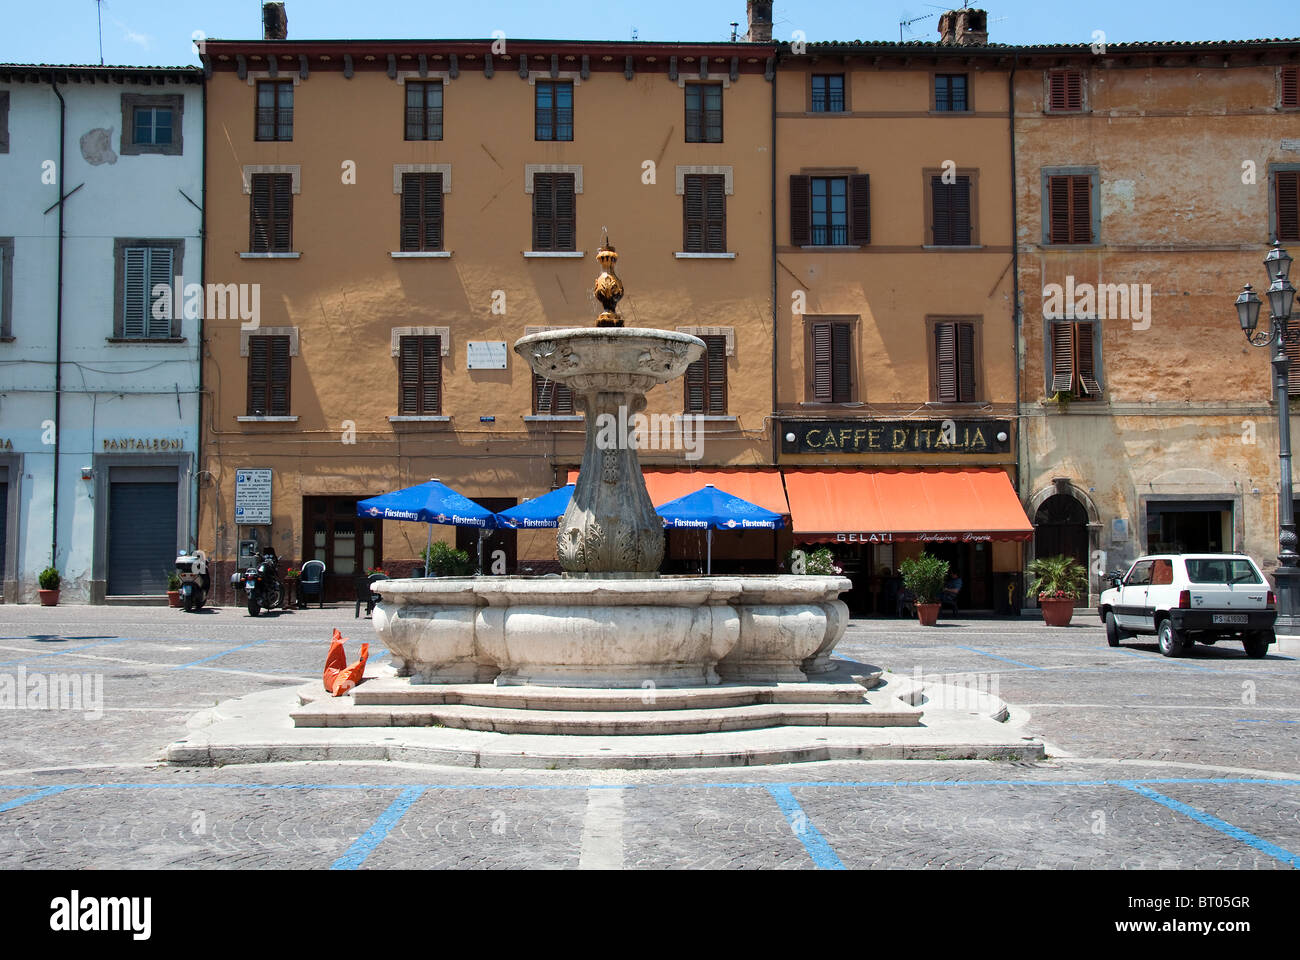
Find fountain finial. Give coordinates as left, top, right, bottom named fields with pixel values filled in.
left=593, top=233, right=624, bottom=327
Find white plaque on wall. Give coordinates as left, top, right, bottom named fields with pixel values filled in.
left=466, top=341, right=508, bottom=370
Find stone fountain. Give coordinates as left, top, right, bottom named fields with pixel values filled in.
left=372, top=238, right=853, bottom=688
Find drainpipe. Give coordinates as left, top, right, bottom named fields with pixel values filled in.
left=769, top=49, right=779, bottom=467
left=194, top=75, right=206, bottom=552
left=50, top=79, right=65, bottom=571
left=1009, top=55, right=1021, bottom=498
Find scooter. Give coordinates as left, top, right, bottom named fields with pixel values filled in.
left=175, top=550, right=210, bottom=612
left=238, top=547, right=283, bottom=616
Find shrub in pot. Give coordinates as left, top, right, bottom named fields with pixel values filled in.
left=899, top=553, right=950, bottom=626
left=422, top=541, right=475, bottom=577
left=1027, top=554, right=1090, bottom=626
left=38, top=566, right=61, bottom=606
left=166, top=570, right=182, bottom=607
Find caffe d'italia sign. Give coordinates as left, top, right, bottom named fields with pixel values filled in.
left=781, top=419, right=1010, bottom=455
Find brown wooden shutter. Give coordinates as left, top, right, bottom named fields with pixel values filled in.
left=790, top=175, right=811, bottom=246
left=952, top=177, right=972, bottom=245
left=423, top=173, right=443, bottom=250
left=269, top=335, right=291, bottom=415
left=1069, top=175, right=1091, bottom=243
left=831, top=323, right=852, bottom=402
left=849, top=174, right=870, bottom=245
left=399, top=336, right=420, bottom=413
left=957, top=322, right=976, bottom=402
left=684, top=350, right=706, bottom=412
left=683, top=175, right=704, bottom=252
left=705, top=335, right=727, bottom=413
left=934, top=322, right=957, bottom=402
left=248, top=336, right=269, bottom=415
left=534, top=373, right=573, bottom=415
left=1047, top=176, right=1070, bottom=244
left=704, top=175, right=726, bottom=253
left=422, top=335, right=441, bottom=414
left=400, top=174, right=422, bottom=251
left=1277, top=170, right=1300, bottom=243
left=811, top=322, right=832, bottom=401
left=1285, top=328, right=1300, bottom=397
left=1049, top=70, right=1083, bottom=111
left=1074, top=322, right=1100, bottom=397
left=1282, top=66, right=1299, bottom=108
left=250, top=174, right=271, bottom=252
left=272, top=174, right=293, bottom=251
left=533, top=174, right=554, bottom=250
left=555, top=174, right=576, bottom=250
left=1048, top=175, right=1091, bottom=244
left=1051, top=322, right=1075, bottom=394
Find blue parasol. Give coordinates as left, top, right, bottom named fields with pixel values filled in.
left=496, top=484, right=575, bottom=529
left=654, top=484, right=784, bottom=574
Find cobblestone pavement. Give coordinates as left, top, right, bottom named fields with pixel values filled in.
left=1, top=604, right=1298, bottom=869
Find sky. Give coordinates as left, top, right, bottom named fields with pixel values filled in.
left=3, top=0, right=1298, bottom=66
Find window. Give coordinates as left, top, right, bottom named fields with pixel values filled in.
left=535, top=81, right=573, bottom=141
left=249, top=173, right=293, bottom=253
left=255, top=80, right=293, bottom=141
left=1047, top=69, right=1084, bottom=112
left=400, top=173, right=444, bottom=251
left=121, top=94, right=183, bottom=156
left=682, top=174, right=726, bottom=253
left=684, top=335, right=727, bottom=414
left=790, top=174, right=869, bottom=246
left=405, top=81, right=443, bottom=140
left=0, top=238, right=12, bottom=339
left=808, top=320, right=854, bottom=403
left=810, top=74, right=845, bottom=113
left=934, top=74, right=969, bottom=112
left=1282, top=66, right=1299, bottom=108
left=1045, top=173, right=1094, bottom=244
left=532, top=172, right=576, bottom=251
left=933, top=321, right=977, bottom=403
left=1284, top=325, right=1300, bottom=396
left=929, top=174, right=973, bottom=245
left=685, top=83, right=723, bottom=142
left=1048, top=320, right=1101, bottom=400
left=112, top=239, right=183, bottom=340
left=1275, top=169, right=1300, bottom=243
left=0, top=91, right=8, bottom=153
left=1124, top=561, right=1153, bottom=586
left=533, top=373, right=574, bottom=415
left=247, top=335, right=291, bottom=416
left=398, top=335, right=441, bottom=415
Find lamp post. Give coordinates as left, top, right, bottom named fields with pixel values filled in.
left=1235, top=241, right=1299, bottom=631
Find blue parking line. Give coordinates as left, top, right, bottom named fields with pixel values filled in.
left=330, top=787, right=427, bottom=870
left=952, top=645, right=1045, bottom=670
left=766, top=785, right=845, bottom=870
left=1112, top=649, right=1219, bottom=673
left=171, top=639, right=275, bottom=670
left=1124, top=784, right=1299, bottom=869
left=0, top=638, right=126, bottom=667
left=0, top=786, right=71, bottom=812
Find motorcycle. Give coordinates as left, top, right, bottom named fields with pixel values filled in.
left=236, top=548, right=283, bottom=616
left=175, top=550, right=210, bottom=612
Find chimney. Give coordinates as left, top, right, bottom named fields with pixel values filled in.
left=937, top=7, right=988, bottom=46
left=263, top=2, right=288, bottom=41
left=745, top=1, right=773, bottom=42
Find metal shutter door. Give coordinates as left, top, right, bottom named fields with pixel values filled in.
left=108, top=481, right=177, bottom=595
left=0, top=479, right=6, bottom=586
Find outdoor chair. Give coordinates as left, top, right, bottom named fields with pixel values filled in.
left=355, top=572, right=386, bottom=619
left=298, top=560, right=325, bottom=609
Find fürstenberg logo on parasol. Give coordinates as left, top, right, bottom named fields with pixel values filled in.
left=594, top=405, right=705, bottom=461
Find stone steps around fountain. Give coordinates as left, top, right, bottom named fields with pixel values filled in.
left=290, top=696, right=923, bottom=735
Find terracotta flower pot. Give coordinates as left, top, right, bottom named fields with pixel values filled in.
left=915, top=602, right=941, bottom=626
left=38, top=589, right=59, bottom=607
left=167, top=590, right=182, bottom=607
left=1039, top=597, right=1076, bottom=627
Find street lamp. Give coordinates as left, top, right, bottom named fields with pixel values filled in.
left=1235, top=241, right=1299, bottom=631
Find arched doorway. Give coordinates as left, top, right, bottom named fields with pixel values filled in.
left=1034, top=494, right=1089, bottom=607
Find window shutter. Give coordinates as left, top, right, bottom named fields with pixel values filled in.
left=1049, top=71, right=1083, bottom=111
left=423, top=173, right=443, bottom=250
left=684, top=350, right=706, bottom=412
left=1284, top=66, right=1300, bottom=108
left=931, top=176, right=951, bottom=246
left=1074, top=322, right=1100, bottom=397
left=250, top=175, right=271, bottom=252
left=399, top=336, right=420, bottom=413
left=400, top=174, right=422, bottom=251
left=683, top=175, right=704, bottom=252
left=554, top=174, right=576, bottom=250
left=422, top=335, right=441, bottom=414
left=272, top=174, right=292, bottom=251
left=811, top=322, right=832, bottom=402
left=934, top=322, right=957, bottom=402
left=957, top=322, right=976, bottom=402
left=831, top=323, right=852, bottom=402
left=705, top=175, right=726, bottom=253
left=533, top=174, right=554, bottom=250
left=849, top=174, right=870, bottom=245
left=1277, top=170, right=1300, bottom=243
left=951, top=176, right=972, bottom=245
left=705, top=335, right=727, bottom=413
left=248, top=336, right=269, bottom=415
left=123, top=247, right=147, bottom=338
left=1070, top=175, right=1091, bottom=243
left=1051, top=321, right=1075, bottom=394
left=534, top=373, right=573, bottom=415
left=269, top=335, right=291, bottom=415
left=790, top=175, right=811, bottom=246
left=146, top=247, right=172, bottom=338
left=1286, top=328, right=1300, bottom=397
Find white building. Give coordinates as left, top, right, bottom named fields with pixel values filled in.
left=0, top=65, right=203, bottom=602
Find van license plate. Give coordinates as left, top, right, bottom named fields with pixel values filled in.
left=1212, top=614, right=1248, bottom=625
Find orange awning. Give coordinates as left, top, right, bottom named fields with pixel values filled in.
left=565, top=468, right=790, bottom=515
left=782, top=467, right=1033, bottom=543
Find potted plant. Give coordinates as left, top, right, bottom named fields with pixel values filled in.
left=1027, top=554, right=1090, bottom=626
left=166, top=570, right=182, bottom=607
left=422, top=542, right=475, bottom=578
left=782, top=547, right=844, bottom=576
left=898, top=553, right=950, bottom=626
left=38, top=567, right=61, bottom=606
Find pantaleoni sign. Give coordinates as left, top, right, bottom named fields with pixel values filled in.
left=781, top=419, right=1011, bottom=455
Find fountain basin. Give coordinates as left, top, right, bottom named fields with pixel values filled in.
left=373, top=575, right=851, bottom=688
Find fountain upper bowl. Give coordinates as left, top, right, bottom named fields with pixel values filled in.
left=514, top=327, right=705, bottom=387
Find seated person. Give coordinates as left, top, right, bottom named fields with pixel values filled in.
left=941, top=573, right=963, bottom=611
left=896, top=585, right=916, bottom=618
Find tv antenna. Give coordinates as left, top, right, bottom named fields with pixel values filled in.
left=730, top=21, right=739, bottom=42
left=899, top=11, right=939, bottom=43
left=96, top=0, right=106, bottom=65
left=631, top=26, right=638, bottom=41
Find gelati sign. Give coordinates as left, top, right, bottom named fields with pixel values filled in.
left=781, top=419, right=1011, bottom=455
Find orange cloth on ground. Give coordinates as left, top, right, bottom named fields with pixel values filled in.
left=332, top=643, right=370, bottom=697
left=323, top=629, right=347, bottom=692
